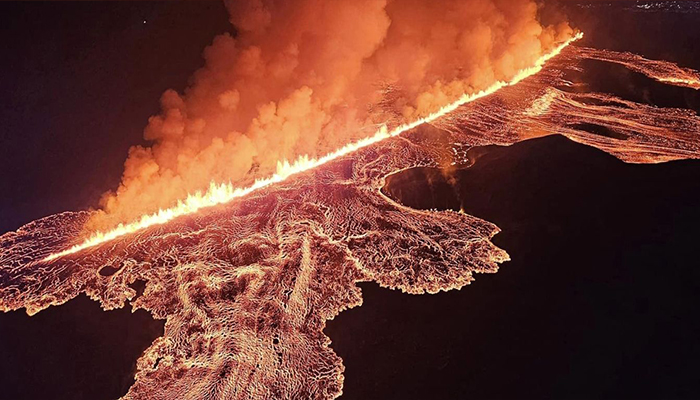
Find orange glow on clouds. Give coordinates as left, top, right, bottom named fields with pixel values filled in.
left=43, top=32, right=583, bottom=262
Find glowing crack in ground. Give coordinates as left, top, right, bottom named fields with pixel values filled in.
left=42, top=34, right=583, bottom=263
left=1, top=39, right=700, bottom=399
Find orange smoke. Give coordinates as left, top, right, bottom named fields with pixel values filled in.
left=43, top=32, right=582, bottom=262
left=88, top=0, right=574, bottom=232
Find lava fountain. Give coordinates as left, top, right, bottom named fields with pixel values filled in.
left=43, top=33, right=583, bottom=263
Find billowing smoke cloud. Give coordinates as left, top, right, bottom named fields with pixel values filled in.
left=89, top=0, right=572, bottom=231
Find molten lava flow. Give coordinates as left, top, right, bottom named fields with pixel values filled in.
left=3, top=29, right=700, bottom=400
left=435, top=47, right=700, bottom=165
left=43, top=33, right=583, bottom=263
left=575, top=47, right=700, bottom=89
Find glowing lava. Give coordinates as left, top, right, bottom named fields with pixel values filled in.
left=43, top=32, right=584, bottom=262
left=4, top=28, right=700, bottom=400
left=575, top=46, right=700, bottom=90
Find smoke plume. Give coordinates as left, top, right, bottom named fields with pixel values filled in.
left=89, top=0, right=572, bottom=231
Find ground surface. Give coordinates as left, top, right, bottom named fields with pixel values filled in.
left=1, top=1, right=700, bottom=399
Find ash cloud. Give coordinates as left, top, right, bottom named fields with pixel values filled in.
left=89, top=0, right=572, bottom=231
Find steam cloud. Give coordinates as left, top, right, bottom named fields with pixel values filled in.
left=89, top=0, right=572, bottom=230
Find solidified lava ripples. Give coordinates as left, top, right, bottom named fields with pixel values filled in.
left=1, top=46, right=700, bottom=399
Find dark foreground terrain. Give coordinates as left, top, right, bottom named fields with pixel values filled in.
left=329, top=134, right=700, bottom=399
left=3, top=134, right=699, bottom=400
left=0, top=293, right=164, bottom=400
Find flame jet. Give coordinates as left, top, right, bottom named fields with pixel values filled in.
left=92, top=0, right=578, bottom=232
left=43, top=33, right=584, bottom=262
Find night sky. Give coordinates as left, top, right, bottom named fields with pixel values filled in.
left=1, top=2, right=700, bottom=400
left=0, top=1, right=232, bottom=233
